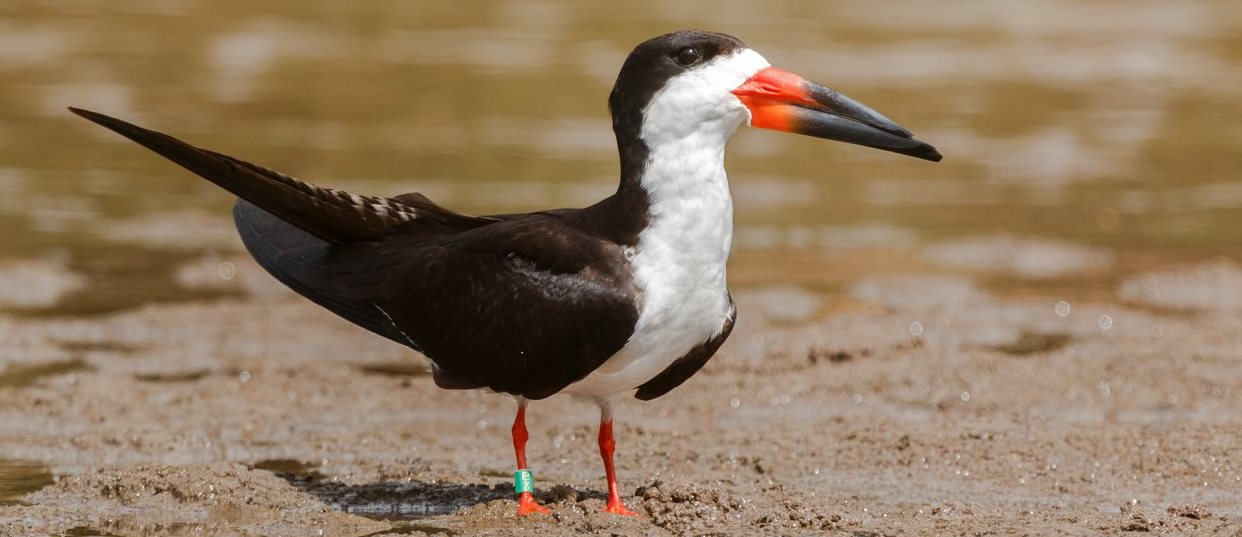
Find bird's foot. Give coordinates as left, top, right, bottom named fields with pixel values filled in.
left=516, top=492, right=552, bottom=516
left=603, top=499, right=638, bottom=516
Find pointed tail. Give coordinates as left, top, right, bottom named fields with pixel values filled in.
left=69, top=107, right=419, bottom=245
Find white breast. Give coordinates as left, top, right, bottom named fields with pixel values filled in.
left=565, top=49, right=768, bottom=399
left=563, top=156, right=735, bottom=398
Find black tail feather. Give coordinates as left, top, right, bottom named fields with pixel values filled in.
left=69, top=107, right=411, bottom=245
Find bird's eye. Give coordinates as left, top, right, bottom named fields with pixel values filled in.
left=673, top=46, right=702, bottom=66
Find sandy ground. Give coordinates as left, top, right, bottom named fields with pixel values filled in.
left=1, top=254, right=1241, bottom=536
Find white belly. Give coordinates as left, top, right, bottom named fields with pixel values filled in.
left=565, top=170, right=735, bottom=398
left=562, top=263, right=732, bottom=398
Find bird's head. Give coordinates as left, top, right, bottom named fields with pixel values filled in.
left=609, top=31, right=941, bottom=162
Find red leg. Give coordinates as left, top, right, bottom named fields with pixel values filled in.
left=512, top=401, right=551, bottom=516
left=598, top=405, right=637, bottom=516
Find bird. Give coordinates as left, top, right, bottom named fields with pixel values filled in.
left=70, top=30, right=940, bottom=517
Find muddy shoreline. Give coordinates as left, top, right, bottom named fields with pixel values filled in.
left=2, top=257, right=1240, bottom=535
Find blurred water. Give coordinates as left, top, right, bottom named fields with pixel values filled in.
left=0, top=0, right=1239, bottom=314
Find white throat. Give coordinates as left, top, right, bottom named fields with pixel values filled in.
left=638, top=126, right=736, bottom=289
left=564, top=48, right=769, bottom=398
left=631, top=47, right=772, bottom=297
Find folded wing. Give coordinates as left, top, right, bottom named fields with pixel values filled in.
left=72, top=108, right=641, bottom=399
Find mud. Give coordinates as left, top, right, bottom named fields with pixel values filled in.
left=1, top=260, right=1239, bottom=535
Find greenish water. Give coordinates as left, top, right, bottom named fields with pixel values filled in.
left=0, top=1, right=1239, bottom=314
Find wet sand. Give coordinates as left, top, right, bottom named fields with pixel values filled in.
left=2, top=255, right=1239, bottom=536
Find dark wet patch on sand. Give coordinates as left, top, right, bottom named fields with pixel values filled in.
left=355, top=362, right=430, bottom=378
left=0, top=459, right=54, bottom=505
left=133, top=370, right=210, bottom=383
left=60, top=527, right=123, bottom=537
left=58, top=340, right=144, bottom=354
left=988, top=331, right=1073, bottom=356
left=476, top=468, right=512, bottom=479
left=360, top=523, right=460, bottom=536
left=250, top=458, right=323, bottom=478
left=807, top=347, right=871, bottom=365
left=0, top=359, right=91, bottom=389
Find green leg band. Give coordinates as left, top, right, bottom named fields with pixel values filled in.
left=514, top=469, right=534, bottom=494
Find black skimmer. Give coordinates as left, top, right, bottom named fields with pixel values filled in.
left=70, top=30, right=940, bottom=517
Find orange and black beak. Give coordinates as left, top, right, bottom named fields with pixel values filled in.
left=733, top=67, right=942, bottom=162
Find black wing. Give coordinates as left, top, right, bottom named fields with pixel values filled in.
left=327, top=215, right=641, bottom=399
left=73, top=108, right=641, bottom=400
left=233, top=200, right=415, bottom=348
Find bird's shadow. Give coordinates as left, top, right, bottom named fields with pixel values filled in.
left=255, top=459, right=606, bottom=520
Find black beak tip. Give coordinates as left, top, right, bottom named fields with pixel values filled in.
left=915, top=143, right=943, bottom=162
left=889, top=137, right=942, bottom=162
left=68, top=106, right=110, bottom=126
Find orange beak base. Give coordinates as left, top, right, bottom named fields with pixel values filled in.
left=732, top=67, right=942, bottom=162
